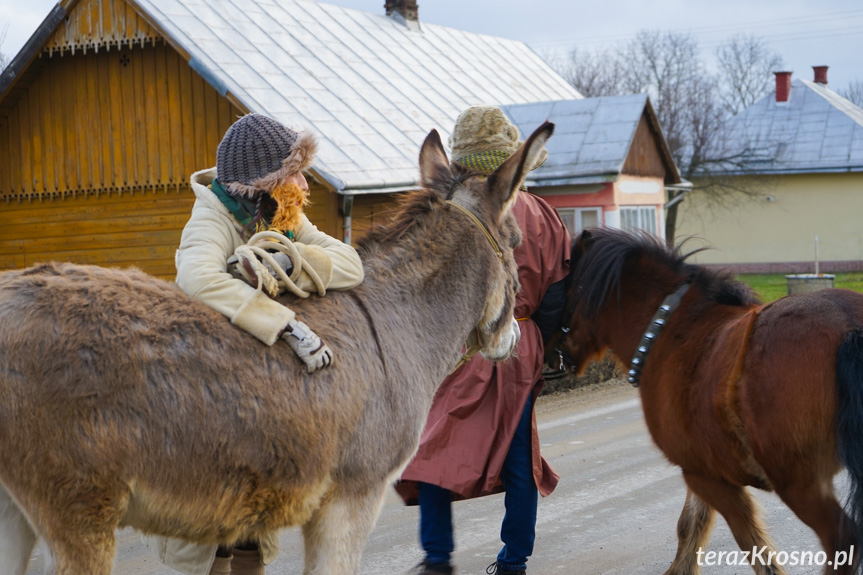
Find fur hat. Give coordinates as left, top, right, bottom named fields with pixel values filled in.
left=217, top=114, right=317, bottom=198
left=449, top=106, right=547, bottom=172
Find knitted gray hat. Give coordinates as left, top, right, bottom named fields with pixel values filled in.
left=217, top=113, right=317, bottom=197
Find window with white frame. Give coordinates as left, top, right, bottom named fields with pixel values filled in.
left=556, top=207, right=602, bottom=237
left=620, top=206, right=657, bottom=235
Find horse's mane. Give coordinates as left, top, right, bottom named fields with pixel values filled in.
left=357, top=165, right=475, bottom=249
left=572, top=227, right=759, bottom=317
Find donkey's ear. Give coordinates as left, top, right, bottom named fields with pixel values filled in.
left=419, top=129, right=453, bottom=193
left=487, top=121, right=555, bottom=211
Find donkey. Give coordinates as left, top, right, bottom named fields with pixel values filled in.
left=0, top=123, right=555, bottom=575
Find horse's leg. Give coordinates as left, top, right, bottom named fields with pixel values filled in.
left=774, top=481, right=856, bottom=575
left=0, top=484, right=38, bottom=575
left=683, top=472, right=786, bottom=575
left=663, top=488, right=716, bottom=575
left=301, top=483, right=388, bottom=575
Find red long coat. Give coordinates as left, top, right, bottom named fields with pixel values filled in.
left=396, top=190, right=571, bottom=503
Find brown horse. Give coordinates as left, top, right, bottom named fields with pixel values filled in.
left=550, top=227, right=863, bottom=575
left=0, top=123, right=554, bottom=575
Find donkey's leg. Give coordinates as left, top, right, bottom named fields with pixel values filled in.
left=683, top=473, right=786, bottom=575
left=774, top=480, right=856, bottom=575
left=29, top=476, right=127, bottom=575
left=42, top=529, right=116, bottom=575
left=301, top=483, right=388, bottom=575
left=663, top=487, right=716, bottom=575
left=0, top=484, right=38, bottom=575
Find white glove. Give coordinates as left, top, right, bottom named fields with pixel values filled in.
left=282, top=318, right=333, bottom=372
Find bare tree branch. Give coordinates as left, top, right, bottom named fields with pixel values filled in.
left=715, top=34, right=784, bottom=115
left=555, top=30, right=781, bottom=246
left=840, top=80, right=863, bottom=107
left=552, top=46, right=625, bottom=98
left=0, top=25, right=9, bottom=71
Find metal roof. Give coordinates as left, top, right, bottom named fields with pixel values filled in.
left=721, top=78, right=863, bottom=175
left=128, top=0, right=581, bottom=194
left=501, top=94, right=681, bottom=187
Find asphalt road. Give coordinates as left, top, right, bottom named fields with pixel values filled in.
left=27, top=380, right=836, bottom=574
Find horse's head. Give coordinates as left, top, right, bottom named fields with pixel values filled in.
left=548, top=227, right=726, bottom=375
left=545, top=229, right=606, bottom=373
left=418, top=121, right=555, bottom=362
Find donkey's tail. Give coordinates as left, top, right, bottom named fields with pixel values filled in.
left=836, top=328, right=863, bottom=565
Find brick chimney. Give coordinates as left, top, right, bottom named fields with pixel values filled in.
left=385, top=0, right=418, bottom=21
left=812, top=65, right=828, bottom=85
left=774, top=71, right=792, bottom=103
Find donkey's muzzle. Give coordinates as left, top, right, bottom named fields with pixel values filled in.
left=482, top=316, right=520, bottom=362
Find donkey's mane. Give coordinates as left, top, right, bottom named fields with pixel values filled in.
left=357, top=166, right=475, bottom=249
left=572, top=227, right=759, bottom=317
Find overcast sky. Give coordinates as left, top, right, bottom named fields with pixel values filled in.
left=2, top=0, right=862, bottom=93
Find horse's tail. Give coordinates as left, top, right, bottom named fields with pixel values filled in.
left=836, top=328, right=863, bottom=560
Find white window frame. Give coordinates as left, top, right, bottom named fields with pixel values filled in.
left=620, top=205, right=657, bottom=236
left=556, top=207, right=602, bottom=237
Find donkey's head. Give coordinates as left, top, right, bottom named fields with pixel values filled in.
left=418, top=122, right=555, bottom=362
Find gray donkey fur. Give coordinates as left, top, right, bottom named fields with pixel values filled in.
left=0, top=123, right=554, bottom=575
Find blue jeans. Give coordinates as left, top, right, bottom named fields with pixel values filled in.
left=418, top=396, right=538, bottom=571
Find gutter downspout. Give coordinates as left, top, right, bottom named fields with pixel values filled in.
left=342, top=194, right=354, bottom=245
left=663, top=182, right=693, bottom=210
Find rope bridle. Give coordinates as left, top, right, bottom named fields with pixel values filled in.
left=445, top=200, right=503, bottom=260
left=445, top=199, right=506, bottom=373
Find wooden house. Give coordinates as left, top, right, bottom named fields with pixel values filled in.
left=0, top=0, right=579, bottom=278
left=502, top=95, right=682, bottom=239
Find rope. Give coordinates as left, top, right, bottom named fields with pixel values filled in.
left=232, top=231, right=326, bottom=299
left=445, top=200, right=503, bottom=260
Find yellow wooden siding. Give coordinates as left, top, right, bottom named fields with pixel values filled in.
left=305, top=181, right=341, bottom=239
left=1, top=189, right=195, bottom=279
left=351, top=193, right=401, bottom=241
left=0, top=0, right=377, bottom=277
left=47, top=0, right=163, bottom=56
left=622, top=113, right=666, bottom=180
left=0, top=35, right=244, bottom=276
left=0, top=42, right=242, bottom=201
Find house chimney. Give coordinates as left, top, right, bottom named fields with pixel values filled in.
left=385, top=0, right=418, bottom=21
left=812, top=65, right=828, bottom=85
left=774, top=71, right=792, bottom=103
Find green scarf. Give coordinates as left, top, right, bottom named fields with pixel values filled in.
left=455, top=150, right=527, bottom=190
left=209, top=178, right=295, bottom=240
left=454, top=150, right=511, bottom=174
left=210, top=178, right=254, bottom=228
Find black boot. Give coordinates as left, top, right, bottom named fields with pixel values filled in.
left=486, top=561, right=525, bottom=575
left=409, top=558, right=455, bottom=574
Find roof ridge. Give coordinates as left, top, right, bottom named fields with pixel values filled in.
left=4, top=0, right=580, bottom=194
left=797, top=78, right=863, bottom=129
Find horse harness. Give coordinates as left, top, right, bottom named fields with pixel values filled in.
left=551, top=280, right=691, bottom=384
left=444, top=200, right=505, bottom=373
left=626, top=282, right=691, bottom=387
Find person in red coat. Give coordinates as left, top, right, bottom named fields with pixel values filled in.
left=397, top=106, right=571, bottom=575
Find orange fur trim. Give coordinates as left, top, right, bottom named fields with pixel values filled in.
left=269, top=182, right=309, bottom=234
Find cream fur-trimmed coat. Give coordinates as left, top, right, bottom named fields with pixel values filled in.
left=146, top=167, right=364, bottom=574
left=176, top=167, right=364, bottom=345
